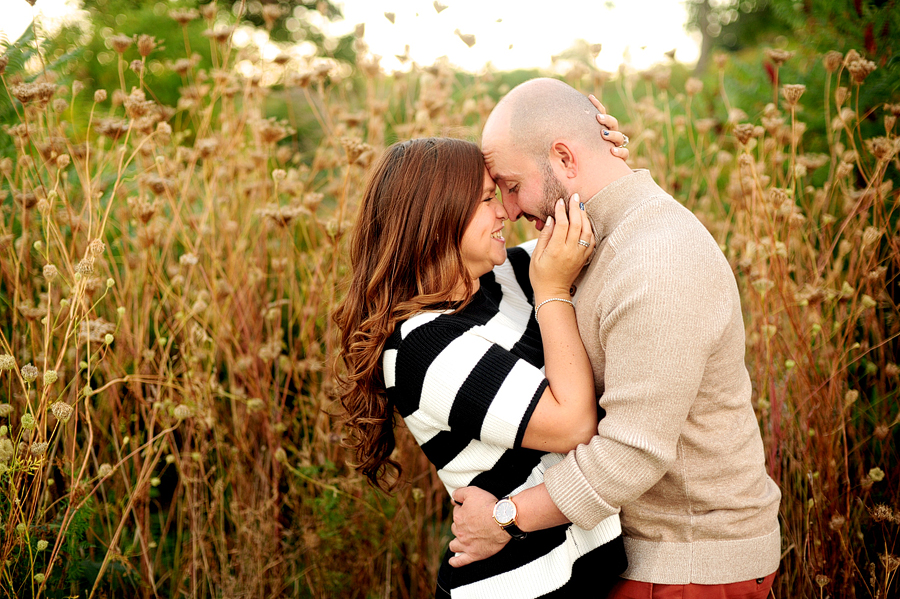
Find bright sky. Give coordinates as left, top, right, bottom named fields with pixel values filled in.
left=1, top=0, right=700, bottom=73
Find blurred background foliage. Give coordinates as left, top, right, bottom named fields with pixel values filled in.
left=0, top=0, right=897, bottom=597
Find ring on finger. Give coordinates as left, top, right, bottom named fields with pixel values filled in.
left=621, top=134, right=629, bottom=148
left=578, top=239, right=590, bottom=248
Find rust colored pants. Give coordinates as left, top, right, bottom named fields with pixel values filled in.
left=608, top=572, right=776, bottom=599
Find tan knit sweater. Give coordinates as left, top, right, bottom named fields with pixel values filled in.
left=543, top=170, right=781, bottom=585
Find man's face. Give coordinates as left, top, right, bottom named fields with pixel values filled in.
left=482, top=133, right=569, bottom=231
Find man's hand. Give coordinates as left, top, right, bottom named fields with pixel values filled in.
left=448, top=487, right=510, bottom=567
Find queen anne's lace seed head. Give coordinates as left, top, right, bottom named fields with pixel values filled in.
left=30, top=441, right=48, bottom=456
left=0, top=355, right=14, bottom=371
left=174, top=404, right=192, bottom=420
left=98, top=463, right=113, bottom=477
left=51, top=402, right=73, bottom=423
left=21, top=413, right=36, bottom=430
left=43, top=370, right=58, bottom=386
left=21, top=364, right=39, bottom=383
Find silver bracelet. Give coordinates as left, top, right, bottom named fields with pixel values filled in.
left=534, top=297, right=574, bottom=324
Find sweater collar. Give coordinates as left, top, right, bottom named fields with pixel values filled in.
left=582, top=169, right=665, bottom=242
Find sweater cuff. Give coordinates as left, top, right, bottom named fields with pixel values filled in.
left=543, top=451, right=618, bottom=530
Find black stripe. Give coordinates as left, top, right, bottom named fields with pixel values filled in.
left=391, top=315, right=465, bottom=417
left=438, top=532, right=626, bottom=594
left=467, top=446, right=545, bottom=499
left=448, top=345, right=518, bottom=439
left=515, top=378, right=548, bottom=449
left=420, top=430, right=473, bottom=470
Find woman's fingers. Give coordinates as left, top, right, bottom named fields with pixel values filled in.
left=589, top=94, right=630, bottom=160
left=565, top=194, right=585, bottom=246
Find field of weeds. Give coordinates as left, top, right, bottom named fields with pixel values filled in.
left=0, top=3, right=897, bottom=597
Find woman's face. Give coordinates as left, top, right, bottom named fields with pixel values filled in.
left=459, top=168, right=509, bottom=280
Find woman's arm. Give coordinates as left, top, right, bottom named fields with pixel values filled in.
left=519, top=195, right=598, bottom=454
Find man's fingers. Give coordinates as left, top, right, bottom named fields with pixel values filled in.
left=452, top=487, right=469, bottom=506
left=449, top=553, right=475, bottom=568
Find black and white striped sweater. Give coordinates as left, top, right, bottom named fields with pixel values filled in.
left=384, top=242, right=624, bottom=599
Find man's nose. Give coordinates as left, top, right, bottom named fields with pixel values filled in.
left=502, top=198, right=523, bottom=221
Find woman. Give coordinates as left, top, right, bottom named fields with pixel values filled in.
left=333, top=138, right=625, bottom=598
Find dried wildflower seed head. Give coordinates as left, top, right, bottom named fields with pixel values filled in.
left=72, top=80, right=84, bottom=96
left=170, top=8, right=199, bottom=25
left=0, top=404, right=12, bottom=418
left=874, top=423, right=889, bottom=440
left=88, top=238, right=106, bottom=256
left=815, top=575, right=830, bottom=588
left=781, top=84, right=806, bottom=107
left=75, top=257, right=94, bottom=275
left=823, top=51, right=843, bottom=73
left=21, top=364, right=39, bottom=383
left=174, top=404, right=191, bottom=420
left=764, top=48, right=794, bottom=67
left=865, top=137, right=899, bottom=162
left=0, top=355, right=15, bottom=371
left=0, top=54, right=8, bottom=76
left=21, top=412, right=36, bottom=430
left=200, top=1, right=217, bottom=20
left=48, top=400, right=74, bottom=423
left=732, top=124, right=755, bottom=146
left=43, top=264, right=58, bottom=281
left=30, top=441, right=48, bottom=456
left=179, top=253, right=198, bottom=266
left=684, top=77, right=703, bottom=96
left=137, top=34, right=159, bottom=57
left=56, top=154, right=70, bottom=169
left=846, top=52, right=876, bottom=84
left=53, top=97, right=69, bottom=113
left=129, top=60, right=143, bottom=75
left=262, top=4, right=283, bottom=28
left=37, top=540, right=48, bottom=551
left=272, top=169, right=286, bottom=182
left=98, top=463, right=113, bottom=477
left=0, top=438, right=12, bottom=461
left=43, top=370, right=58, bottom=386
left=109, top=34, right=134, bottom=54
left=94, top=89, right=107, bottom=103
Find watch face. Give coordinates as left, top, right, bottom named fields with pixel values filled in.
left=494, top=499, right=516, bottom=525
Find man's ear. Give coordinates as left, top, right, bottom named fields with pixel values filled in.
left=549, top=140, right=577, bottom=179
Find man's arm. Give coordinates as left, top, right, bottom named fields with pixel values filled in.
left=448, top=484, right=567, bottom=568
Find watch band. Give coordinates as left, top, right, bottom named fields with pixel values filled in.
left=502, top=522, right=528, bottom=540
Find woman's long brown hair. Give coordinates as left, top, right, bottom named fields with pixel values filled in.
left=332, top=138, right=486, bottom=490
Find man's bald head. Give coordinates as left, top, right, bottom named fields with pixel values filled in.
left=483, top=78, right=607, bottom=163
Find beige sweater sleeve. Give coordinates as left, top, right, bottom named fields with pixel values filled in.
left=543, top=204, right=736, bottom=530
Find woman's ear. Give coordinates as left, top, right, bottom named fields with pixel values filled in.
left=549, top=141, right=577, bottom=179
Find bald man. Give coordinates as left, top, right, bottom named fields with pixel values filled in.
left=449, top=78, right=781, bottom=598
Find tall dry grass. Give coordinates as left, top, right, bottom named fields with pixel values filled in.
left=0, top=7, right=897, bottom=599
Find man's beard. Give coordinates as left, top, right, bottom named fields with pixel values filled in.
left=539, top=161, right=570, bottom=220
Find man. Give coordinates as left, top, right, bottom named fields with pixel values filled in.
left=449, top=78, right=781, bottom=598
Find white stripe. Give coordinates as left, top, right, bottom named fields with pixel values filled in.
left=399, top=311, right=443, bottom=339
left=383, top=348, right=397, bottom=389
left=480, top=362, right=547, bottom=448
left=437, top=441, right=505, bottom=496
left=403, top=410, right=442, bottom=445
left=419, top=334, right=490, bottom=426
left=452, top=515, right=622, bottom=599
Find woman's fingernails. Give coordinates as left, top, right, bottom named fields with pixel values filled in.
left=579, top=202, right=585, bottom=210
left=602, top=130, right=610, bottom=137
left=598, top=114, right=607, bottom=123
left=546, top=216, right=554, bottom=226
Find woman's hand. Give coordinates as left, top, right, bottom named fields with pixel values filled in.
left=589, top=94, right=630, bottom=161
left=529, top=195, right=596, bottom=301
